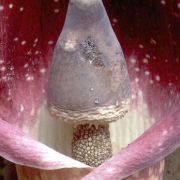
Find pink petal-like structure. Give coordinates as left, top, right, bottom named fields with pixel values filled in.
left=0, top=119, right=90, bottom=170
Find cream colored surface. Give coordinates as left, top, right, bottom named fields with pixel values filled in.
left=109, top=89, right=165, bottom=179
left=110, top=90, right=155, bottom=154
left=35, top=103, right=74, bottom=157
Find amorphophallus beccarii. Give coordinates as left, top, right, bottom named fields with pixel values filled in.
left=0, top=0, right=179, bottom=180
left=47, top=0, right=131, bottom=167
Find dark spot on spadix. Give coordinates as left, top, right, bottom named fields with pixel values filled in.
left=80, top=36, right=110, bottom=68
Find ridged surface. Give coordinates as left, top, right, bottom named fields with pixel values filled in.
left=48, top=100, right=129, bottom=124
left=72, top=124, right=112, bottom=167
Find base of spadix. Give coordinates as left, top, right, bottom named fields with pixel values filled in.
left=48, top=100, right=130, bottom=124
left=72, top=124, right=112, bottom=167
left=47, top=101, right=130, bottom=167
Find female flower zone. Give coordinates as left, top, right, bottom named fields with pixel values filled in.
left=0, top=0, right=179, bottom=179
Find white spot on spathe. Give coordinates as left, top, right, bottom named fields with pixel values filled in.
left=7, top=89, right=11, bottom=96
left=112, top=18, right=118, bottom=23
left=143, top=58, right=148, bottom=64
left=145, top=54, right=150, bottom=59
left=150, top=79, right=154, bottom=84
left=130, top=58, right=136, bottom=64
left=169, top=126, right=173, bottom=130
left=0, top=66, right=6, bottom=72
left=0, top=59, right=4, bottom=65
left=54, top=0, right=59, bottom=2
left=48, top=40, right=54, bottom=45
left=138, top=90, right=143, bottom=97
left=20, top=104, right=24, bottom=112
left=170, top=90, right=174, bottom=95
left=161, top=0, right=166, bottom=5
left=35, top=51, right=39, bottom=55
left=34, top=38, right=38, bottom=43
left=135, top=78, right=139, bottom=83
left=30, top=107, right=35, bottom=116
left=155, top=75, right=160, bottom=81
left=145, top=71, right=150, bottom=76
left=178, top=3, right=180, bottom=9
left=14, top=37, right=19, bottom=42
left=0, top=5, right=4, bottom=11
left=19, top=7, right=24, bottom=12
left=150, top=38, right=157, bottom=45
left=7, top=97, right=11, bottom=101
left=54, top=9, right=59, bottom=13
left=135, top=67, right=140, bottom=72
left=162, top=130, right=168, bottom=136
left=40, top=68, right=46, bottom=74
left=26, top=75, right=34, bottom=81
left=17, top=112, right=21, bottom=117
left=27, top=50, right=32, bottom=55
left=168, top=101, right=172, bottom=107
left=139, top=44, right=144, bottom=49
left=9, top=4, right=13, bottom=9
left=1, top=76, right=7, bottom=81
left=21, top=40, right=26, bottom=45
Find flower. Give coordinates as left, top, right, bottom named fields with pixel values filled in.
left=0, top=0, right=179, bottom=179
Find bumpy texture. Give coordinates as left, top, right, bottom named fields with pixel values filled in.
left=48, top=102, right=129, bottom=124
left=80, top=36, right=106, bottom=68
left=72, top=124, right=112, bottom=167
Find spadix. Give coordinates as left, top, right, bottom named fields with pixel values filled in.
left=47, top=0, right=131, bottom=166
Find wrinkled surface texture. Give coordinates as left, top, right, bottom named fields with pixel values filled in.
left=0, top=0, right=179, bottom=179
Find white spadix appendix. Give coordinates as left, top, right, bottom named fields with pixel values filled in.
left=47, top=0, right=131, bottom=167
